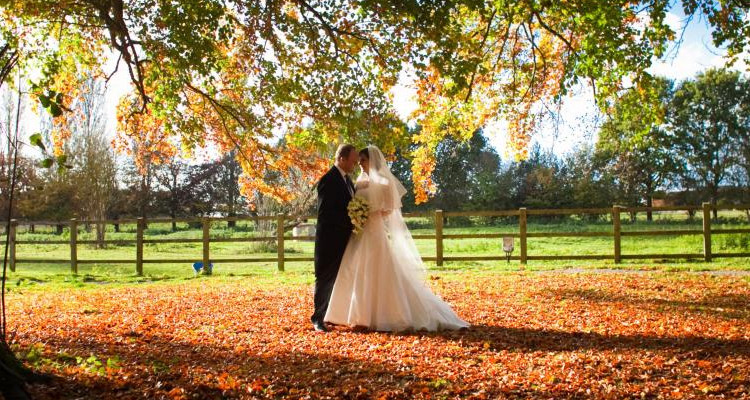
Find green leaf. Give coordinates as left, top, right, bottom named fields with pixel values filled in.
left=38, top=95, right=50, bottom=108
left=40, top=158, right=54, bottom=168
left=49, top=103, right=63, bottom=118
left=29, top=133, right=45, bottom=151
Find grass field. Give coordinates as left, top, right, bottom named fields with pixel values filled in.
left=4, top=209, right=750, bottom=290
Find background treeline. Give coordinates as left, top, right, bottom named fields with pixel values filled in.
left=1, top=68, right=748, bottom=225
left=393, top=68, right=750, bottom=220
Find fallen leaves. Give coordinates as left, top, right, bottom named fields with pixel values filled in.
left=6, top=273, right=750, bottom=399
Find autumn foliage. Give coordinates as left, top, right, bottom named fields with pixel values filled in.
left=2, top=1, right=749, bottom=203
left=7, top=273, right=750, bottom=399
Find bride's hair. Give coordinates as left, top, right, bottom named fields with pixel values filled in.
left=359, top=147, right=369, bottom=159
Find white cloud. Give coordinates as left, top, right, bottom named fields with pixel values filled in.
left=649, top=41, right=725, bottom=81
left=664, top=11, right=682, bottom=33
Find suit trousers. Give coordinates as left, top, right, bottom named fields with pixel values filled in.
left=311, top=224, right=351, bottom=324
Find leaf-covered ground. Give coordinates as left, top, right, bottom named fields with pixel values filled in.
left=6, top=272, right=750, bottom=399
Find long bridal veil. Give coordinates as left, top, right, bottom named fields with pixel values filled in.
left=364, top=145, right=428, bottom=280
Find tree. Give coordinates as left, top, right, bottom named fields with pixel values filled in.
left=428, top=135, right=481, bottom=212
left=389, top=131, right=503, bottom=212
left=463, top=140, right=505, bottom=211
left=68, top=77, right=117, bottom=247
left=107, top=186, right=132, bottom=232
left=429, top=132, right=503, bottom=212
left=727, top=76, right=750, bottom=214
left=596, top=76, right=676, bottom=220
left=506, top=146, right=577, bottom=210
left=119, top=141, right=158, bottom=221
left=0, top=87, right=40, bottom=221
left=563, top=146, right=617, bottom=212
left=405, top=0, right=749, bottom=202
left=250, top=148, right=319, bottom=234
left=666, top=68, right=747, bottom=218
left=20, top=116, right=78, bottom=233
left=0, top=46, right=35, bottom=400
left=214, top=151, right=246, bottom=228
left=153, top=156, right=190, bottom=231
left=4, top=0, right=748, bottom=204
left=18, top=169, right=77, bottom=232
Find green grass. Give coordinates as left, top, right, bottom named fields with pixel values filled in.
left=4, top=210, right=749, bottom=291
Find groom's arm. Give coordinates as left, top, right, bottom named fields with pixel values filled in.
left=316, top=172, right=331, bottom=198
left=316, top=172, right=334, bottom=220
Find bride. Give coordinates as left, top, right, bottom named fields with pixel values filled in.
left=324, top=145, right=469, bottom=332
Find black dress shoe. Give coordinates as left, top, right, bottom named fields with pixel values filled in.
left=313, top=321, right=329, bottom=332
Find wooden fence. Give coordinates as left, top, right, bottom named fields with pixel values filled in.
left=6, top=203, right=750, bottom=275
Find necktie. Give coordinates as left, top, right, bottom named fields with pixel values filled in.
left=345, top=175, right=354, bottom=196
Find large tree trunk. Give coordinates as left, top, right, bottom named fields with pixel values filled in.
left=711, top=188, right=719, bottom=220
left=94, top=206, right=106, bottom=249
left=227, top=150, right=238, bottom=229
left=95, top=223, right=105, bottom=249
left=0, top=342, right=35, bottom=399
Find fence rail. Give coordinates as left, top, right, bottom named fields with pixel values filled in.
left=7, top=203, right=750, bottom=275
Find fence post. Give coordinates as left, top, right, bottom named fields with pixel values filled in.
left=202, top=217, right=211, bottom=275
left=136, top=217, right=144, bottom=276
left=702, top=202, right=712, bottom=262
left=70, top=218, right=78, bottom=275
left=435, top=210, right=444, bottom=266
left=519, top=208, right=527, bottom=265
left=277, top=214, right=285, bottom=272
left=613, top=205, right=621, bottom=264
left=9, top=219, right=16, bottom=272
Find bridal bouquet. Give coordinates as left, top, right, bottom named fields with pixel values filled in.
left=348, top=195, right=370, bottom=235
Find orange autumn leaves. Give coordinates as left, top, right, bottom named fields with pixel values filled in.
left=30, top=1, right=669, bottom=206
left=10, top=0, right=745, bottom=207
left=113, top=84, right=329, bottom=205
left=409, top=10, right=574, bottom=203
left=110, top=5, right=580, bottom=207
left=7, top=273, right=750, bottom=399
left=114, top=95, right=175, bottom=171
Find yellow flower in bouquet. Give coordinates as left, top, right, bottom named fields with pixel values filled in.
left=347, top=195, right=370, bottom=235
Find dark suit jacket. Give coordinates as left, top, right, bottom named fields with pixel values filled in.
left=316, top=166, right=355, bottom=232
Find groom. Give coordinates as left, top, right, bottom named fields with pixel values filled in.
left=311, top=144, right=358, bottom=332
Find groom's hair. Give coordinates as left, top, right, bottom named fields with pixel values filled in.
left=335, top=144, right=356, bottom=160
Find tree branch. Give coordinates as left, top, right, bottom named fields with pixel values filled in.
left=533, top=11, right=574, bottom=51
left=464, top=10, right=496, bottom=102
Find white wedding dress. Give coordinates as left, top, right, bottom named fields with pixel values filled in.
left=324, top=146, right=469, bottom=332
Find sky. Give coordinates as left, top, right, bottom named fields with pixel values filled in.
left=18, top=6, right=748, bottom=161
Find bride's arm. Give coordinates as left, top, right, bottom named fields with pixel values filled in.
left=355, top=180, right=369, bottom=190
left=379, top=181, right=396, bottom=217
